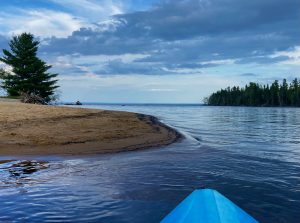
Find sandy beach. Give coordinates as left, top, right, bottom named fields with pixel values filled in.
left=0, top=101, right=181, bottom=156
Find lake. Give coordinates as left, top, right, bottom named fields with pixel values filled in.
left=0, top=104, right=299, bottom=222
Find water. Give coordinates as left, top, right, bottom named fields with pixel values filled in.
left=1, top=104, right=300, bottom=222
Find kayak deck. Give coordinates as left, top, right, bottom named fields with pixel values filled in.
left=161, top=189, right=259, bottom=223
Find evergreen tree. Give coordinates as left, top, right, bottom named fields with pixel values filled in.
left=270, top=80, right=280, bottom=106
left=0, top=33, right=58, bottom=103
left=291, top=78, right=300, bottom=106
left=279, top=79, right=288, bottom=106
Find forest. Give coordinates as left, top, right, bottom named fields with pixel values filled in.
left=206, top=79, right=300, bottom=107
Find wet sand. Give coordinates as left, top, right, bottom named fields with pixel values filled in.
left=0, top=102, right=181, bottom=156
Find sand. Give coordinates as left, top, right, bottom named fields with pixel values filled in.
left=0, top=101, right=181, bottom=156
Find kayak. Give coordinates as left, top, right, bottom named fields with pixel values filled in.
left=161, top=189, right=259, bottom=223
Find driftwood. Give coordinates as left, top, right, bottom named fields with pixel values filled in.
left=20, top=92, right=46, bottom=105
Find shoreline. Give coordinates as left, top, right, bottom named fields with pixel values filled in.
left=0, top=102, right=182, bottom=156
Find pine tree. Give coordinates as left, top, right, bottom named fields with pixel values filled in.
left=0, top=33, right=58, bottom=103
left=280, top=79, right=288, bottom=106
left=291, top=78, right=299, bottom=106
left=270, top=80, right=280, bottom=106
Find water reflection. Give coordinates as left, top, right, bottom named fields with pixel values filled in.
left=0, top=160, right=49, bottom=189
left=8, top=160, right=48, bottom=176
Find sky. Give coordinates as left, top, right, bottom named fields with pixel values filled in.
left=0, top=0, right=299, bottom=103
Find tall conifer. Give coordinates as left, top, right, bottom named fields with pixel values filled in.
left=0, top=33, right=58, bottom=103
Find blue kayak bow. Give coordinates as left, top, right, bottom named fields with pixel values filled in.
left=161, top=189, right=259, bottom=223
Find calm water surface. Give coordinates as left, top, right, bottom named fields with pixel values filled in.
left=0, top=105, right=300, bottom=222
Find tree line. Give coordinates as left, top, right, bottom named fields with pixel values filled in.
left=206, top=79, right=300, bottom=107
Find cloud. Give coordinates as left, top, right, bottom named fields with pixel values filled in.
left=147, top=88, right=177, bottom=92
left=40, top=0, right=299, bottom=77
left=236, top=55, right=290, bottom=64
left=43, top=53, right=156, bottom=76
left=144, top=0, right=299, bottom=40
left=1, top=0, right=299, bottom=82
left=240, top=73, right=258, bottom=77
left=200, top=59, right=236, bottom=66
left=48, top=0, right=124, bottom=22
left=270, top=46, right=300, bottom=65
left=0, top=9, right=87, bottom=38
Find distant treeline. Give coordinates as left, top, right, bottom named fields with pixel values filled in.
left=206, top=79, right=300, bottom=107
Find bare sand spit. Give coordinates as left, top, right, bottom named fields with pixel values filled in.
left=0, top=102, right=181, bottom=156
